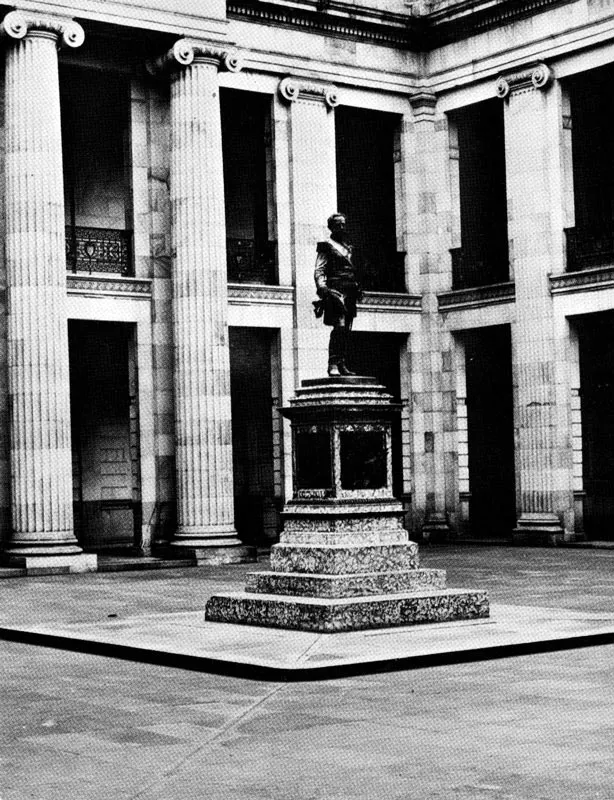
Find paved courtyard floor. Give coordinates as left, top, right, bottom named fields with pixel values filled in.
left=1, top=545, right=613, bottom=799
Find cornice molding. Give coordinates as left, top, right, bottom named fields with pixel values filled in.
left=66, top=274, right=152, bottom=297
left=495, top=63, right=553, bottom=98
left=359, top=291, right=422, bottom=313
left=549, top=266, right=614, bottom=295
left=278, top=76, right=339, bottom=107
left=228, top=283, right=295, bottom=305
left=147, top=37, right=242, bottom=75
left=228, top=0, right=574, bottom=52
left=0, top=10, right=84, bottom=48
left=228, top=1, right=421, bottom=49
left=428, top=0, right=573, bottom=46
left=437, top=282, right=515, bottom=311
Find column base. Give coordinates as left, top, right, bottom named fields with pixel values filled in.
left=3, top=552, right=97, bottom=575
left=421, top=512, right=451, bottom=543
left=513, top=513, right=564, bottom=546
left=170, top=540, right=257, bottom=565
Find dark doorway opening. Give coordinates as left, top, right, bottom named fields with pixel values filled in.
left=230, top=327, right=277, bottom=545
left=577, top=311, right=614, bottom=540
left=462, top=325, right=515, bottom=538
left=347, top=332, right=404, bottom=497
left=69, top=321, right=139, bottom=551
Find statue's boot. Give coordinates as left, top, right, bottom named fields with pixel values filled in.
left=338, top=360, right=356, bottom=376
left=328, top=327, right=344, bottom=377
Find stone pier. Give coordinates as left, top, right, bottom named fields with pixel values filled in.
left=206, top=377, right=488, bottom=632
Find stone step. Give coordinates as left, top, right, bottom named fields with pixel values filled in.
left=270, top=542, right=419, bottom=574
left=0, top=566, right=27, bottom=579
left=205, top=588, right=490, bottom=633
left=245, top=568, right=446, bottom=598
left=279, top=530, right=409, bottom=547
left=97, top=556, right=196, bottom=573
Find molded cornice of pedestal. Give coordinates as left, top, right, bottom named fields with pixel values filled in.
left=495, top=63, right=552, bottom=99
left=0, top=10, right=84, bottom=47
left=148, top=37, right=243, bottom=75
left=278, top=76, right=339, bottom=108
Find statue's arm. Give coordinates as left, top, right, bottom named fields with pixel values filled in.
left=314, top=246, right=329, bottom=296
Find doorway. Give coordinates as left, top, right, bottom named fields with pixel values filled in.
left=229, top=327, right=277, bottom=545
left=462, top=325, right=516, bottom=538
left=69, top=321, right=139, bottom=550
left=577, top=311, right=614, bottom=540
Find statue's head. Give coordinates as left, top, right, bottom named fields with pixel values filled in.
left=327, top=213, right=346, bottom=236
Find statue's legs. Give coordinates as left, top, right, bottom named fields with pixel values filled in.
left=328, top=318, right=355, bottom=376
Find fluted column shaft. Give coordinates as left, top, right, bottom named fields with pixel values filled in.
left=500, top=67, right=566, bottom=542
left=3, top=14, right=84, bottom=556
left=168, top=46, right=239, bottom=544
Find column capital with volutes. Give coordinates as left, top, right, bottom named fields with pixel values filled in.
left=495, top=62, right=553, bottom=99
left=147, top=37, right=243, bottom=76
left=0, top=10, right=84, bottom=48
left=278, top=76, right=339, bottom=108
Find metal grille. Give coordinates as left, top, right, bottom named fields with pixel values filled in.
left=66, top=226, right=133, bottom=276
left=227, top=238, right=277, bottom=284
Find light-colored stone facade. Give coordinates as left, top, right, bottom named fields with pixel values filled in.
left=1, top=0, right=614, bottom=572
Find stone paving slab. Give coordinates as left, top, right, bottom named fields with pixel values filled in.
left=1, top=602, right=613, bottom=681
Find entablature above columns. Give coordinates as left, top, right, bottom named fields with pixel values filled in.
left=0, top=9, right=84, bottom=48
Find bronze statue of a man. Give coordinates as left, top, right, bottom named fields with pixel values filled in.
left=314, top=213, right=362, bottom=377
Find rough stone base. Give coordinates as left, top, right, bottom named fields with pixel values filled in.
left=271, top=542, right=419, bottom=574
left=246, top=568, right=446, bottom=598
left=205, top=589, right=489, bottom=633
left=169, top=544, right=256, bottom=565
left=3, top=553, right=98, bottom=575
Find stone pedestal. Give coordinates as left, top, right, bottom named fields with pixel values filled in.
left=206, top=377, right=488, bottom=632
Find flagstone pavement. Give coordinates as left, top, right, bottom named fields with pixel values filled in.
left=1, top=545, right=613, bottom=799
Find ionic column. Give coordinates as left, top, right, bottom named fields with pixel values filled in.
left=278, top=77, right=339, bottom=382
left=498, top=65, right=567, bottom=543
left=1, top=12, right=95, bottom=571
left=150, top=40, right=252, bottom=562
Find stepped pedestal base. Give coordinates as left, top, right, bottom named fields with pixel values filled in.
left=205, top=588, right=489, bottom=633
left=205, top=539, right=489, bottom=633
left=205, top=377, right=489, bottom=634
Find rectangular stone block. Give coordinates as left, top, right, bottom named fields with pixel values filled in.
left=3, top=553, right=98, bottom=574
left=270, top=542, right=419, bottom=575
left=205, top=589, right=490, bottom=633
left=245, top=567, right=447, bottom=598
